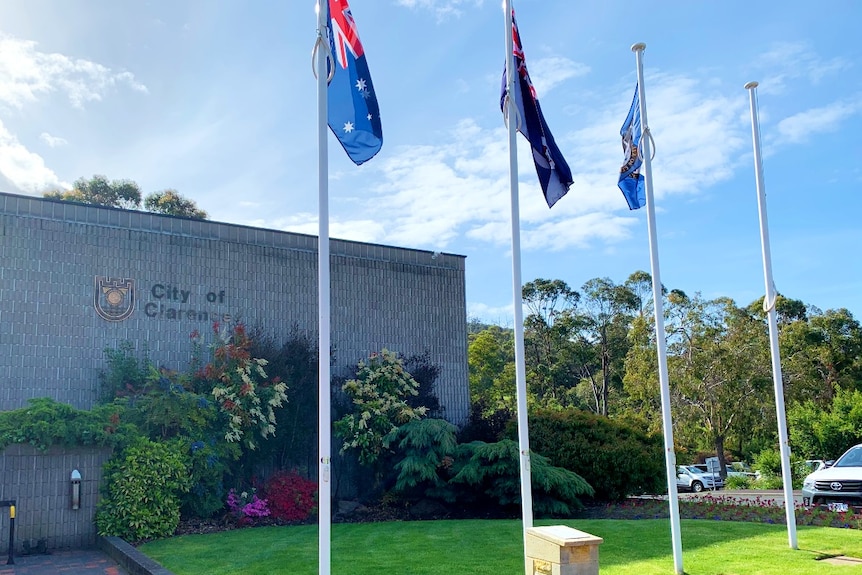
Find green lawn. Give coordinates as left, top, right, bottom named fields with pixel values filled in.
left=140, top=519, right=862, bottom=575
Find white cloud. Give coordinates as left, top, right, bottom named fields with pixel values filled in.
left=777, top=100, right=859, bottom=143
left=249, top=70, right=824, bottom=259
left=39, top=132, right=67, bottom=147
left=467, top=301, right=514, bottom=325
left=0, top=119, right=66, bottom=194
left=0, top=33, right=147, bottom=109
left=527, top=57, right=590, bottom=97
left=755, top=41, right=851, bottom=95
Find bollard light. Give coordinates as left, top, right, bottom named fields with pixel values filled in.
left=71, top=469, right=81, bottom=510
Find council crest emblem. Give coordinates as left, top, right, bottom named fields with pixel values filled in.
left=94, top=277, right=135, bottom=321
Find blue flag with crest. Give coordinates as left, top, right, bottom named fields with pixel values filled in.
left=618, top=85, right=645, bottom=210
left=327, top=0, right=382, bottom=165
left=500, top=10, right=572, bottom=208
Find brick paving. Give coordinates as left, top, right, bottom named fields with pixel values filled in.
left=0, top=549, right=128, bottom=575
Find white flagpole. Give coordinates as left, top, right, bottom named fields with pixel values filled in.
left=631, top=43, right=684, bottom=575
left=315, top=1, right=332, bottom=574
left=503, top=0, right=534, bottom=556
left=744, top=81, right=798, bottom=550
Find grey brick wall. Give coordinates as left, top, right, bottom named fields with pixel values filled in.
left=0, top=444, right=112, bottom=552
left=0, top=192, right=469, bottom=425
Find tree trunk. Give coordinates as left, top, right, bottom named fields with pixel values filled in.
left=715, top=435, right=726, bottom=478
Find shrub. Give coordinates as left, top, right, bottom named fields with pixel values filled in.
left=193, top=323, right=288, bottom=449
left=226, top=488, right=270, bottom=525
left=0, top=398, right=133, bottom=451
left=389, top=418, right=459, bottom=501
left=263, top=470, right=318, bottom=522
left=724, top=475, right=752, bottom=490
left=246, top=327, right=319, bottom=473
left=450, top=439, right=594, bottom=516
left=99, top=341, right=150, bottom=402
left=401, top=351, right=443, bottom=418
left=335, top=349, right=427, bottom=466
left=96, top=439, right=191, bottom=541
left=752, top=448, right=783, bottom=477
left=525, top=408, right=664, bottom=501
left=457, top=399, right=514, bottom=443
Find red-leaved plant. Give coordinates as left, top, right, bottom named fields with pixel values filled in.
left=264, top=470, right=318, bottom=522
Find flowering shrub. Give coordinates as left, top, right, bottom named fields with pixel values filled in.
left=264, top=470, right=318, bottom=522
left=598, top=494, right=861, bottom=529
left=195, top=323, right=288, bottom=449
left=226, top=488, right=270, bottom=525
left=335, top=349, right=427, bottom=466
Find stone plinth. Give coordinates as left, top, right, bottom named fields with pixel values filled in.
left=525, top=525, right=603, bottom=575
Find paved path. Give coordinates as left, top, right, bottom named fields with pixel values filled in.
left=0, top=549, right=128, bottom=575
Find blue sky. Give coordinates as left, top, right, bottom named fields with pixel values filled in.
left=1, top=0, right=860, bottom=325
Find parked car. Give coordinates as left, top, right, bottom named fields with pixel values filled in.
left=801, top=444, right=862, bottom=509
left=677, top=465, right=723, bottom=492
left=801, top=459, right=826, bottom=473
left=724, top=462, right=757, bottom=479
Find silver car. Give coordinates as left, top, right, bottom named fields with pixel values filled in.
left=801, top=444, right=862, bottom=509
left=676, top=465, right=723, bottom=493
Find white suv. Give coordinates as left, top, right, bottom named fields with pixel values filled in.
left=676, top=465, right=723, bottom=493
left=801, top=444, right=862, bottom=509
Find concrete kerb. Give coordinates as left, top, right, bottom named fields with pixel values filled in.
left=98, top=536, right=176, bottom=575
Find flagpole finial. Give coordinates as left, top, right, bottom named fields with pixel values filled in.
left=631, top=42, right=646, bottom=53
left=744, top=81, right=759, bottom=90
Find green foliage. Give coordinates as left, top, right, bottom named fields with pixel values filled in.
left=0, top=398, right=133, bottom=451
left=752, top=448, right=783, bottom=477
left=193, top=323, right=288, bottom=449
left=788, top=388, right=862, bottom=460
left=401, top=351, right=443, bottom=417
left=450, top=439, right=594, bottom=515
left=724, top=475, right=752, bottom=489
left=390, top=419, right=459, bottom=500
left=526, top=408, right=664, bottom=501
left=467, top=326, right=516, bottom=413
left=98, top=341, right=151, bottom=402
left=44, top=175, right=142, bottom=209
left=335, top=349, right=427, bottom=466
left=96, top=439, right=192, bottom=541
left=244, top=327, right=319, bottom=473
left=144, top=189, right=208, bottom=219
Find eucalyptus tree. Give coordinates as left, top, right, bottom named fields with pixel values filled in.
left=779, top=306, right=862, bottom=406
left=664, top=292, right=773, bottom=464
left=521, top=279, right=583, bottom=408
left=575, top=277, right=638, bottom=416
left=467, top=325, right=516, bottom=414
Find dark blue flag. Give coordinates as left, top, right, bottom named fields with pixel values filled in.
left=327, top=0, right=382, bottom=165
left=618, top=85, right=645, bottom=210
left=500, top=11, right=572, bottom=208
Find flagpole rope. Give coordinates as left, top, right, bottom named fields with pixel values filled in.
left=638, top=126, right=657, bottom=161
left=763, top=285, right=778, bottom=313
left=311, top=32, right=335, bottom=83
left=502, top=94, right=522, bottom=132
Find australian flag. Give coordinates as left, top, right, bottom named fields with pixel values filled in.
left=618, top=85, right=645, bottom=210
left=500, top=10, right=572, bottom=208
left=327, top=0, right=382, bottom=165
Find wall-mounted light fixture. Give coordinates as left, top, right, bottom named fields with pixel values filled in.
left=70, top=469, right=81, bottom=510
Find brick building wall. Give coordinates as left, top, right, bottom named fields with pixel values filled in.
left=0, top=192, right=469, bottom=424
left=0, top=444, right=112, bottom=552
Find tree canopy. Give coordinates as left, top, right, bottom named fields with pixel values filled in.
left=44, top=175, right=208, bottom=220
